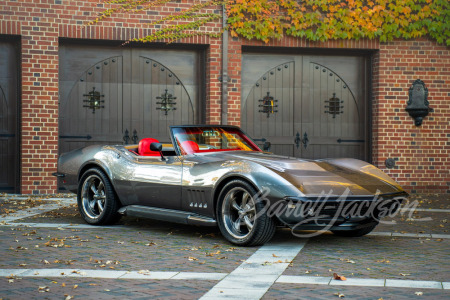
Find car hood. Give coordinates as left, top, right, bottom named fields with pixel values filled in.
left=212, top=151, right=404, bottom=197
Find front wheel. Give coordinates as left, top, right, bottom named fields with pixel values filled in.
left=77, top=168, right=121, bottom=225
left=216, top=180, right=276, bottom=246
left=331, top=223, right=378, bottom=237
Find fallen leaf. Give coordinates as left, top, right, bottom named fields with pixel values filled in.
left=415, top=291, right=423, bottom=296
left=346, top=259, right=355, bottom=264
left=188, top=257, right=198, bottom=261
left=38, top=286, right=49, bottom=292
left=65, top=296, right=73, bottom=300
left=137, top=270, right=151, bottom=275
left=400, top=273, right=411, bottom=276
left=272, top=254, right=279, bottom=257
left=73, top=284, right=78, bottom=289
left=333, top=273, right=347, bottom=281
left=334, top=292, right=345, bottom=298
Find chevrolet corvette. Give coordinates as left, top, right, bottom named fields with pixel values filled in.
left=54, top=125, right=407, bottom=246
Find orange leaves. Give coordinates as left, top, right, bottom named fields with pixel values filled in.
left=333, top=273, right=347, bottom=281
left=84, top=0, right=449, bottom=46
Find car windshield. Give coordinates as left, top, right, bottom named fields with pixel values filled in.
left=172, top=126, right=261, bottom=155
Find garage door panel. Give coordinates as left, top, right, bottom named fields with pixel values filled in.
left=0, top=39, right=18, bottom=193
left=242, top=52, right=368, bottom=162
left=59, top=55, right=123, bottom=154
left=242, top=61, right=295, bottom=142
left=59, top=44, right=202, bottom=157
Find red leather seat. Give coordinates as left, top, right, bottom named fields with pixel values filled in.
left=181, top=140, right=199, bottom=155
left=138, top=138, right=160, bottom=156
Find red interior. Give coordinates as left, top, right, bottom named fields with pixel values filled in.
left=138, top=138, right=160, bottom=156
left=181, top=140, right=199, bottom=154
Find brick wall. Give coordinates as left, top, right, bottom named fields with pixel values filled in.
left=372, top=39, right=450, bottom=193
left=0, top=1, right=448, bottom=194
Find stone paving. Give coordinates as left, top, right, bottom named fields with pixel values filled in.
left=262, top=283, right=450, bottom=300
left=0, top=193, right=448, bottom=299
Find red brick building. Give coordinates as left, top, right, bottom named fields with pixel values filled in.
left=0, top=0, right=448, bottom=194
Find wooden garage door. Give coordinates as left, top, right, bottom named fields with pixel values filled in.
left=0, top=39, right=19, bottom=193
left=242, top=53, right=369, bottom=161
left=59, top=44, right=201, bottom=154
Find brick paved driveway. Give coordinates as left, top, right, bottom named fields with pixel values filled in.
left=0, top=193, right=448, bottom=299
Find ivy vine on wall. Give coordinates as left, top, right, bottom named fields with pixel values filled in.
left=88, top=0, right=450, bottom=45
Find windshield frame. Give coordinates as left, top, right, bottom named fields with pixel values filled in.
left=169, top=125, right=262, bottom=156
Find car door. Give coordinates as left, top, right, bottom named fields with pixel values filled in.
left=132, top=155, right=183, bottom=210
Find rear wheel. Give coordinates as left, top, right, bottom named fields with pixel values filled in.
left=77, top=168, right=121, bottom=225
left=331, top=223, right=378, bottom=237
left=216, top=180, right=276, bottom=246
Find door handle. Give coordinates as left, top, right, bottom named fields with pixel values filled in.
left=302, top=132, right=309, bottom=149
left=123, top=129, right=130, bottom=145
left=132, top=129, right=138, bottom=144
left=295, top=131, right=309, bottom=149
left=294, top=132, right=301, bottom=149
left=253, top=138, right=270, bottom=151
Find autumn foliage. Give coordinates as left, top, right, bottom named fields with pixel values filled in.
left=89, top=0, right=450, bottom=45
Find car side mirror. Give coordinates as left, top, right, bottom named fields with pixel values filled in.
left=150, top=142, right=162, bottom=152
left=150, top=142, right=166, bottom=161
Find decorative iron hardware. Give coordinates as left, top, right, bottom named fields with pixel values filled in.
left=0, top=134, right=15, bottom=137
left=83, top=87, right=105, bottom=114
left=156, top=89, right=177, bottom=115
left=385, top=158, right=396, bottom=169
left=405, top=79, right=433, bottom=126
left=258, top=92, right=278, bottom=118
left=294, top=132, right=301, bottom=149
left=132, top=129, right=138, bottom=144
left=59, top=135, right=92, bottom=140
left=324, top=93, right=343, bottom=118
left=302, top=132, right=309, bottom=149
left=123, top=129, right=130, bottom=145
left=337, top=139, right=365, bottom=143
left=253, top=138, right=270, bottom=151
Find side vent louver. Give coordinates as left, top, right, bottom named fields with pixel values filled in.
left=187, top=189, right=207, bottom=209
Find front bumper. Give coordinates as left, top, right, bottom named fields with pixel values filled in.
left=271, top=191, right=408, bottom=230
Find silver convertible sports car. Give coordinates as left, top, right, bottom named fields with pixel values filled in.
left=55, top=125, right=407, bottom=246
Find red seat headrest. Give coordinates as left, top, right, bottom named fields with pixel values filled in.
left=181, top=140, right=199, bottom=155
left=138, top=138, right=160, bottom=156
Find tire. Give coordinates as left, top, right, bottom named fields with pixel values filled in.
left=331, top=223, right=378, bottom=237
left=77, top=168, right=121, bottom=225
left=216, top=180, right=276, bottom=246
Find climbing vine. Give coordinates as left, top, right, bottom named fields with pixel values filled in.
left=88, top=0, right=449, bottom=45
